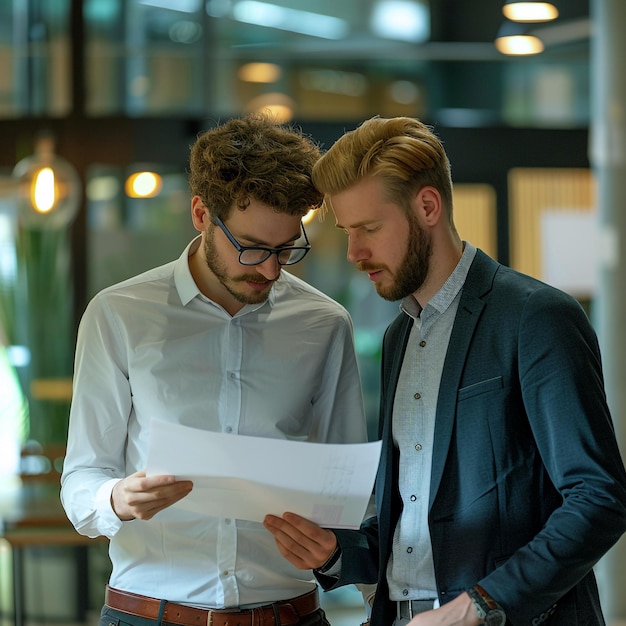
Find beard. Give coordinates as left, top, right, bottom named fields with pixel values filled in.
left=203, top=225, right=275, bottom=305
left=359, top=213, right=432, bottom=302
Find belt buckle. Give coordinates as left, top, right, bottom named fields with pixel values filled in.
left=279, top=602, right=299, bottom=625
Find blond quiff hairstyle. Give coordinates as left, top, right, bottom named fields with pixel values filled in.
left=312, top=116, right=454, bottom=225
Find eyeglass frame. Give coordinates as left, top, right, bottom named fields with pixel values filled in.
left=212, top=214, right=311, bottom=266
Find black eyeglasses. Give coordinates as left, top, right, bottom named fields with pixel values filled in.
left=213, top=215, right=311, bottom=266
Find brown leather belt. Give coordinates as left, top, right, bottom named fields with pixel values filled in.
left=104, top=585, right=320, bottom=626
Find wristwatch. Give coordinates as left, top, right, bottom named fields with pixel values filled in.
left=467, top=584, right=507, bottom=626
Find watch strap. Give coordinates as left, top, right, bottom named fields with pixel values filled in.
left=467, top=584, right=506, bottom=625
left=474, top=585, right=500, bottom=610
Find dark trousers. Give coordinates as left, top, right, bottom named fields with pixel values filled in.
left=100, top=605, right=331, bottom=626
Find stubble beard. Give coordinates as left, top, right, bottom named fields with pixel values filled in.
left=366, top=214, right=432, bottom=302
left=203, top=226, right=275, bottom=306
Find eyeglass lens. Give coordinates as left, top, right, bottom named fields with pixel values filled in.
left=239, top=247, right=307, bottom=266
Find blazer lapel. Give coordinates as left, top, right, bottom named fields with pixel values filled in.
left=381, top=316, right=412, bottom=441
left=429, top=250, right=497, bottom=509
left=378, top=315, right=412, bottom=546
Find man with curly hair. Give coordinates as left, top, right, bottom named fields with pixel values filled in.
left=61, top=113, right=368, bottom=626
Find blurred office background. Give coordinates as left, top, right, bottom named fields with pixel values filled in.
left=1, top=0, right=626, bottom=625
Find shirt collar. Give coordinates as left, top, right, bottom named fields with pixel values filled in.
left=400, top=241, right=477, bottom=321
left=174, top=235, right=276, bottom=314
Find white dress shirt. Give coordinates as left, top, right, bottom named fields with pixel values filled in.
left=61, top=236, right=367, bottom=609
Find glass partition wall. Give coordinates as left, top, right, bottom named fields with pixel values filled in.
left=0, top=0, right=594, bottom=463
left=0, top=0, right=594, bottom=449
left=0, top=2, right=594, bottom=620
left=0, top=0, right=590, bottom=123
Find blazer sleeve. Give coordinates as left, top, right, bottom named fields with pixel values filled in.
left=479, top=285, right=626, bottom=623
left=315, top=518, right=381, bottom=591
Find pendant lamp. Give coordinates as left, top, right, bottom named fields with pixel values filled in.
left=503, top=1, right=559, bottom=23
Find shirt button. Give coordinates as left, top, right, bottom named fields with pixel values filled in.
left=410, top=495, right=417, bottom=502
left=229, top=372, right=236, bottom=379
left=415, top=443, right=422, bottom=451
left=414, top=392, right=421, bottom=399
left=419, top=340, right=426, bottom=347
left=225, top=426, right=233, bottom=433
left=223, top=570, right=229, bottom=576
left=407, top=547, right=413, bottom=553
left=403, top=589, right=409, bottom=597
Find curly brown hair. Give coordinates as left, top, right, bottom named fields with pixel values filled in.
left=189, top=113, right=323, bottom=220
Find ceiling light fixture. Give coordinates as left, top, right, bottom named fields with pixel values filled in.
left=503, top=1, right=559, bottom=23
left=138, top=0, right=202, bottom=13
left=370, top=0, right=430, bottom=43
left=232, top=1, right=349, bottom=40
left=238, top=62, right=282, bottom=83
left=244, top=93, right=295, bottom=123
left=495, top=20, right=544, bottom=55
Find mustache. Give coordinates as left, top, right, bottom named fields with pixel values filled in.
left=234, top=274, right=274, bottom=285
left=357, top=262, right=387, bottom=273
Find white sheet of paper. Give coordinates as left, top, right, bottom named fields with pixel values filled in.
left=146, top=419, right=381, bottom=529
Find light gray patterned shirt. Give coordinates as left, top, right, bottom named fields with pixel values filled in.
left=387, top=242, right=477, bottom=601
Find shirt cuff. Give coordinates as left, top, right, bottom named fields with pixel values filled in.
left=315, top=544, right=342, bottom=576
left=95, top=477, right=126, bottom=536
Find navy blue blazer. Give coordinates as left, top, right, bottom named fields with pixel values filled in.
left=324, top=250, right=626, bottom=626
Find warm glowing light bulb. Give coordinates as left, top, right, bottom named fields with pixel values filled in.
left=13, top=133, right=81, bottom=229
left=32, top=167, right=56, bottom=213
left=125, top=171, right=163, bottom=198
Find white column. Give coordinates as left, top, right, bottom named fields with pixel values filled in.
left=589, top=1, right=626, bottom=624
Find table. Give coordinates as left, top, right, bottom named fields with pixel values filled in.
left=0, top=481, right=107, bottom=626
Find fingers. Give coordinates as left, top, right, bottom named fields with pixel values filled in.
left=264, top=513, right=337, bottom=570
left=112, top=471, right=193, bottom=521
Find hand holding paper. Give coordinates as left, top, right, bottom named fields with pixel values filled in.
left=263, top=511, right=339, bottom=571
left=146, top=419, right=381, bottom=529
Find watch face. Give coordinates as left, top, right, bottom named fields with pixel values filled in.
left=485, top=608, right=507, bottom=626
